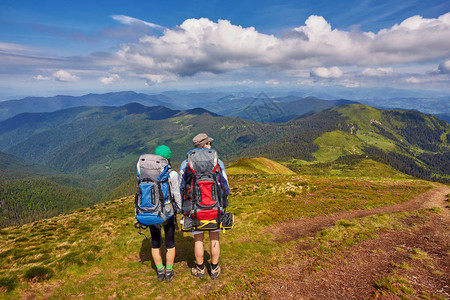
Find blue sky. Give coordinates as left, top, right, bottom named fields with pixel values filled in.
left=1, top=0, right=449, bottom=99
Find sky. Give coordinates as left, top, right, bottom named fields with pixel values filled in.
left=0, top=0, right=450, bottom=100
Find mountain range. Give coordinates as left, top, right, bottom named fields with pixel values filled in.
left=0, top=92, right=449, bottom=228
left=1, top=91, right=448, bottom=122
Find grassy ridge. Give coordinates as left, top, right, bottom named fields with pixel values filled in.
left=226, top=157, right=296, bottom=175
left=0, top=172, right=431, bottom=298
left=285, top=157, right=414, bottom=179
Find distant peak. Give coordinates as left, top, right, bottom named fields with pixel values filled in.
left=184, top=107, right=220, bottom=116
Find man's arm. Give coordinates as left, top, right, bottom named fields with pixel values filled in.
left=178, top=160, right=188, bottom=196
left=218, top=159, right=229, bottom=208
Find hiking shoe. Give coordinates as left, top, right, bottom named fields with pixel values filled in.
left=210, top=265, right=221, bottom=279
left=157, top=267, right=166, bottom=282
left=165, top=269, right=174, bottom=282
left=191, top=265, right=205, bottom=278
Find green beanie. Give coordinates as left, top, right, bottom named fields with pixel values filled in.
left=154, top=145, right=171, bottom=160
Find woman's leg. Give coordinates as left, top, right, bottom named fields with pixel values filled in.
left=163, top=220, right=176, bottom=266
left=149, top=225, right=163, bottom=267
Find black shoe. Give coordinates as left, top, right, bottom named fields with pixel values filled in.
left=165, top=269, right=174, bottom=282
left=157, top=267, right=165, bottom=282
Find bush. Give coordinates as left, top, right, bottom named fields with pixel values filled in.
left=24, top=266, right=54, bottom=281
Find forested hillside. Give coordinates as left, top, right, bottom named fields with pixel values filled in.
left=0, top=102, right=448, bottom=228
left=0, top=179, right=98, bottom=228
left=243, top=105, right=449, bottom=182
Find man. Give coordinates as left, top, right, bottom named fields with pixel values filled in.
left=179, top=133, right=229, bottom=279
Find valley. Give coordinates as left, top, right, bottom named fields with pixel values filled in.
left=0, top=97, right=449, bottom=228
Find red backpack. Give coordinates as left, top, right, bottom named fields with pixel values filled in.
left=182, top=148, right=224, bottom=222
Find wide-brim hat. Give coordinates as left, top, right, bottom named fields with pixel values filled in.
left=192, top=133, right=214, bottom=148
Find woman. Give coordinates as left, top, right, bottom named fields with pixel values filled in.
left=149, top=145, right=181, bottom=282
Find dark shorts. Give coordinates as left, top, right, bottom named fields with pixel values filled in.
left=149, top=218, right=176, bottom=249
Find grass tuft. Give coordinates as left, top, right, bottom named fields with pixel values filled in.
left=336, top=219, right=356, bottom=227
left=24, top=266, right=54, bottom=282
left=0, top=275, right=18, bottom=292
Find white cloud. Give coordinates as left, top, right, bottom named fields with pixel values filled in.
left=402, top=74, right=450, bottom=84
left=5, top=13, right=448, bottom=91
left=237, top=79, right=254, bottom=85
left=310, top=66, right=343, bottom=78
left=438, top=59, right=450, bottom=74
left=99, top=74, right=120, bottom=85
left=114, top=13, right=450, bottom=83
left=339, top=79, right=360, bottom=88
left=33, top=74, right=51, bottom=81
left=137, top=73, right=177, bottom=85
left=116, top=18, right=279, bottom=78
left=111, top=15, right=166, bottom=31
left=404, top=77, right=422, bottom=83
left=0, top=42, right=32, bottom=52
left=53, top=70, right=80, bottom=82
left=265, top=79, right=280, bottom=85
left=361, top=67, right=394, bottom=77
left=371, top=14, right=450, bottom=64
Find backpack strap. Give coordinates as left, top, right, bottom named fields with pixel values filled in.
left=134, top=222, right=150, bottom=239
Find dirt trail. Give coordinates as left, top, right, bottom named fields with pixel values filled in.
left=263, top=185, right=450, bottom=299
left=269, top=185, right=450, bottom=243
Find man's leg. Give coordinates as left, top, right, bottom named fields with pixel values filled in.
left=191, top=232, right=206, bottom=278
left=209, top=231, right=221, bottom=279
left=209, top=231, right=220, bottom=264
left=194, top=232, right=205, bottom=265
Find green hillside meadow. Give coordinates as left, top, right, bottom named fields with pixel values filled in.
left=226, top=157, right=296, bottom=175
left=0, top=158, right=437, bottom=298
left=1, top=103, right=449, bottom=230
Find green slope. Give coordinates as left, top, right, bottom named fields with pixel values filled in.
left=286, top=157, right=414, bottom=179
left=243, top=104, right=449, bottom=181
left=0, top=174, right=432, bottom=298
left=2, top=103, right=448, bottom=182
left=0, top=104, right=180, bottom=163
left=227, top=157, right=296, bottom=175
left=0, top=152, right=57, bottom=178
left=43, top=111, right=291, bottom=178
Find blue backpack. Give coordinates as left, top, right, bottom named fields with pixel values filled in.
left=134, top=154, right=174, bottom=229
